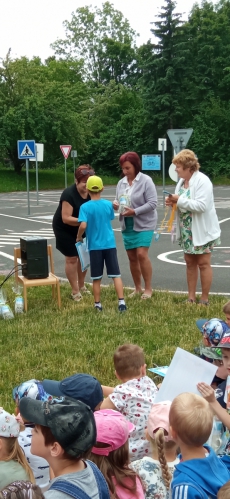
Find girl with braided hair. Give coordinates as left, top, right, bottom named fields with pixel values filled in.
left=131, top=401, right=179, bottom=498
left=0, top=481, right=44, bottom=499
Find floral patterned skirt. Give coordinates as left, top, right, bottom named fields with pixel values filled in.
left=179, top=211, right=221, bottom=254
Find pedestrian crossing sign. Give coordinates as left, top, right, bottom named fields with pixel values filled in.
left=17, top=140, right=36, bottom=159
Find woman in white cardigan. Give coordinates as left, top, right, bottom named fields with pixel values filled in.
left=165, top=149, right=220, bottom=305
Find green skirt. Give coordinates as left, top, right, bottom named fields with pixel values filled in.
left=122, top=217, right=154, bottom=250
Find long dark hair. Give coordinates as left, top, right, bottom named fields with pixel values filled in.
left=89, top=441, right=141, bottom=499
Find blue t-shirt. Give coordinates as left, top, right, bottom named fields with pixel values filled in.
left=78, top=199, right=116, bottom=251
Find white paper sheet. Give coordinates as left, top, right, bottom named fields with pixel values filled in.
left=154, top=347, right=217, bottom=403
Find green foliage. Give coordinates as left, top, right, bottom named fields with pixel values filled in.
left=1, top=0, right=230, bottom=176
left=0, top=53, right=90, bottom=173
left=52, top=2, right=138, bottom=84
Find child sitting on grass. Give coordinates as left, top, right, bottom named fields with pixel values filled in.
left=0, top=409, right=34, bottom=489
left=77, top=175, right=126, bottom=313
left=169, top=392, right=230, bottom=499
left=131, top=401, right=179, bottom=498
left=196, top=318, right=229, bottom=388
left=198, top=329, right=230, bottom=468
left=89, top=409, right=144, bottom=499
left=101, top=343, right=158, bottom=461
left=19, top=395, right=110, bottom=499
left=13, top=379, right=51, bottom=491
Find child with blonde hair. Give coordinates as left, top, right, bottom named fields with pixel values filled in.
left=89, top=409, right=144, bottom=499
left=101, top=343, right=158, bottom=461
left=131, top=401, right=179, bottom=498
left=0, top=409, right=34, bottom=489
left=169, top=393, right=230, bottom=499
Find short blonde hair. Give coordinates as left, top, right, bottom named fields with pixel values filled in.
left=217, top=480, right=230, bottom=499
left=223, top=301, right=230, bottom=315
left=169, top=393, right=213, bottom=446
left=173, top=149, right=200, bottom=172
left=113, top=344, right=145, bottom=378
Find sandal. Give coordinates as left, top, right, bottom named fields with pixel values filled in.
left=141, top=293, right=152, bottom=300
left=198, top=300, right=210, bottom=306
left=184, top=299, right=196, bottom=304
left=128, top=290, right=142, bottom=298
left=80, top=286, right=91, bottom=295
left=71, top=292, right=82, bottom=302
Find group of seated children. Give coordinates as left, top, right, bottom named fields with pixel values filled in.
left=2, top=310, right=230, bottom=499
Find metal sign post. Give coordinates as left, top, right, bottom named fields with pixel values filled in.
left=71, top=150, right=77, bottom=179
left=29, top=144, right=44, bottom=206
left=26, top=159, right=30, bottom=215
left=158, top=139, right=167, bottom=206
left=17, top=140, right=36, bottom=216
left=60, top=145, right=72, bottom=188
left=35, top=145, right=39, bottom=205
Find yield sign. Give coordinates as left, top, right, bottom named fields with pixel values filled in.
left=167, top=129, right=193, bottom=154
left=60, top=145, right=72, bottom=159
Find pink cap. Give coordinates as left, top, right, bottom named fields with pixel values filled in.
left=147, top=401, right=173, bottom=442
left=92, top=409, right=135, bottom=456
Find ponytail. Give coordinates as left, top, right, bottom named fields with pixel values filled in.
left=155, top=429, right=172, bottom=489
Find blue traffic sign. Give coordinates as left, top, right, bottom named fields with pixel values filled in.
left=142, top=154, right=161, bottom=171
left=17, top=140, right=36, bottom=159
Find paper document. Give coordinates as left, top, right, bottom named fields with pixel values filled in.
left=154, top=347, right=217, bottom=403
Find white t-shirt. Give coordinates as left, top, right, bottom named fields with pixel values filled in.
left=19, top=425, right=50, bottom=491
left=109, top=376, right=158, bottom=461
left=131, top=456, right=179, bottom=499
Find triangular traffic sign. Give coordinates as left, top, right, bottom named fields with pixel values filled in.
left=60, top=145, right=72, bottom=159
left=167, top=129, right=193, bottom=153
left=21, top=143, right=34, bottom=156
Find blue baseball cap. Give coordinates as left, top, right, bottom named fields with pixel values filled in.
left=13, top=379, right=52, bottom=403
left=42, top=373, right=103, bottom=411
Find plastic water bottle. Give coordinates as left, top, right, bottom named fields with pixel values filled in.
left=15, top=296, right=24, bottom=314
left=2, top=304, right=14, bottom=320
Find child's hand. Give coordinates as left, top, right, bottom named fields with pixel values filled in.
left=197, top=382, right=216, bottom=403
left=76, top=237, right=83, bottom=243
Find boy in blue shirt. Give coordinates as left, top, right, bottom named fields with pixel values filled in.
left=77, top=176, right=126, bottom=312
left=169, top=392, right=230, bottom=499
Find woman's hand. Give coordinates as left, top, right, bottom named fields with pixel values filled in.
left=122, top=207, right=135, bottom=217
left=169, top=194, right=179, bottom=204
left=197, top=382, right=216, bottom=403
left=113, top=200, right=119, bottom=210
left=165, top=196, right=174, bottom=207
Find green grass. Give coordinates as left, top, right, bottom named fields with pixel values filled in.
left=0, top=279, right=227, bottom=413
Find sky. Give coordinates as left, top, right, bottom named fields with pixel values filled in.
left=0, top=0, right=199, bottom=61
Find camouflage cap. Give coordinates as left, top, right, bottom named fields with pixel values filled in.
left=19, top=396, right=96, bottom=457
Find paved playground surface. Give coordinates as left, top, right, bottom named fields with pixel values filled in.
left=0, top=185, right=229, bottom=295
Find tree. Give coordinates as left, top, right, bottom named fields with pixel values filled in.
left=138, top=0, right=189, bottom=150
left=0, top=53, right=90, bottom=173
left=82, top=81, right=145, bottom=173
left=51, top=2, right=138, bottom=84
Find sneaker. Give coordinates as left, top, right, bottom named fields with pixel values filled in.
left=95, top=305, right=103, bottom=312
left=118, top=304, right=127, bottom=312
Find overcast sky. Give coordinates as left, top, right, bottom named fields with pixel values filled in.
left=1, top=0, right=199, bottom=61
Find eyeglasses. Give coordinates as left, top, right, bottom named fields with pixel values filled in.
left=79, top=169, right=95, bottom=176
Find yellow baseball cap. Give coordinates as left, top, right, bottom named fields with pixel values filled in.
left=86, top=175, right=103, bottom=192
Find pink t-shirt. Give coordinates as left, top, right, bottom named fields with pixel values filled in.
left=112, top=475, right=144, bottom=499
left=109, top=376, right=158, bottom=461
